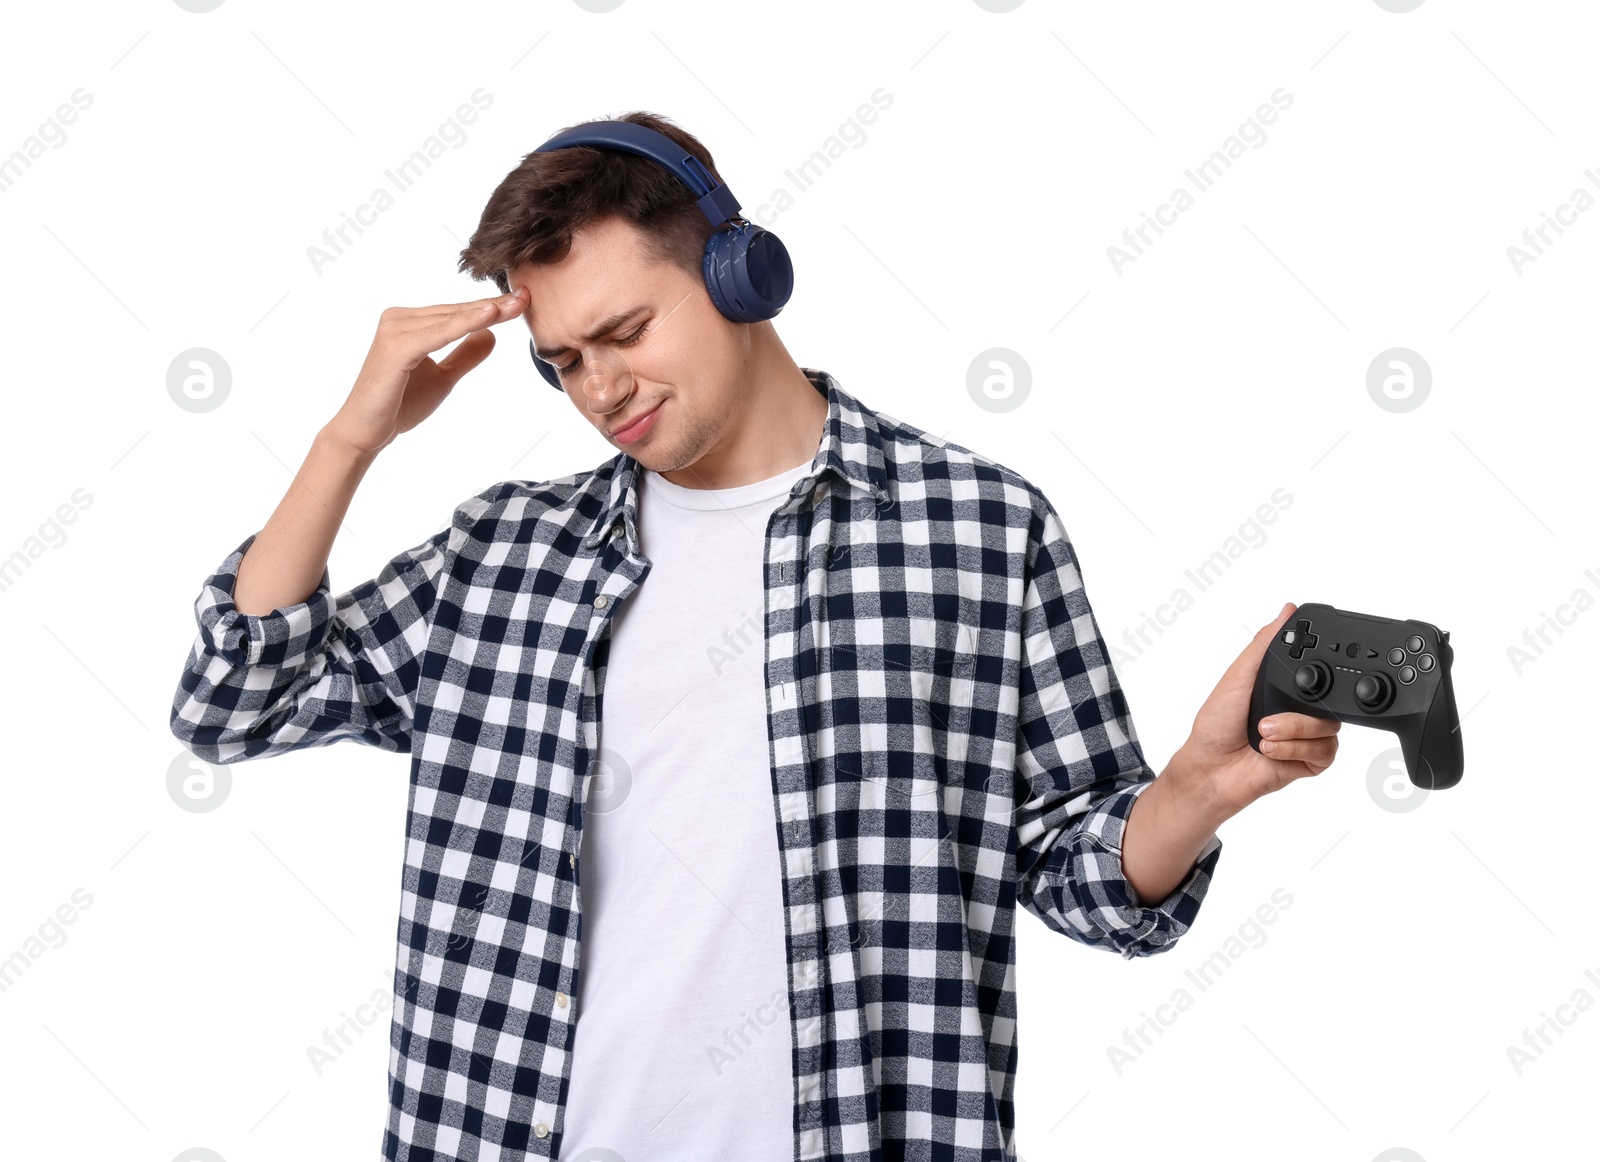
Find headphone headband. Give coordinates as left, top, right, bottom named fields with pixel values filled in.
left=533, top=121, right=742, bottom=229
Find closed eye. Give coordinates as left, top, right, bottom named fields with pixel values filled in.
left=556, top=324, right=648, bottom=376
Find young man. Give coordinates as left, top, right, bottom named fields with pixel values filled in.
left=170, top=110, right=1339, bottom=1162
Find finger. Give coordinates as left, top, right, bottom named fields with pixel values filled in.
left=384, top=294, right=525, bottom=348
left=1257, top=712, right=1342, bottom=740
left=384, top=287, right=525, bottom=320
left=397, top=292, right=525, bottom=358
left=1258, top=735, right=1339, bottom=767
left=440, top=287, right=526, bottom=323
left=435, top=328, right=496, bottom=384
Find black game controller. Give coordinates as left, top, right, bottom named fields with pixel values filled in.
left=1248, top=603, right=1463, bottom=789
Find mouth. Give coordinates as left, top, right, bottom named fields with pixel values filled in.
left=608, top=400, right=664, bottom=445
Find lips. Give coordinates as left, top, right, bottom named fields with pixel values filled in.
left=609, top=401, right=662, bottom=440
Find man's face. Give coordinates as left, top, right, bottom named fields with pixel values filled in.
left=509, top=216, right=748, bottom=473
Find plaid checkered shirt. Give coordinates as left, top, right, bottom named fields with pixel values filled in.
left=170, top=367, right=1223, bottom=1161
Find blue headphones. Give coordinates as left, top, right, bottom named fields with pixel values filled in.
left=524, top=120, right=794, bottom=390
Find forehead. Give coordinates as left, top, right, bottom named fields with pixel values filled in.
left=514, top=219, right=687, bottom=338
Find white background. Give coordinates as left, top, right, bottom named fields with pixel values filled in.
left=0, top=2, right=1593, bottom=1160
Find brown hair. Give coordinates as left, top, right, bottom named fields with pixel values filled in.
left=457, top=110, right=721, bottom=296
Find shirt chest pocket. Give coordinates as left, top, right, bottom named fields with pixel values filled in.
left=819, top=616, right=976, bottom=742
left=815, top=616, right=979, bottom=818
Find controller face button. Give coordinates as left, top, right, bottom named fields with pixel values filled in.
left=1398, top=664, right=1417, bottom=684
left=1294, top=662, right=1331, bottom=699
left=1345, top=643, right=1359, bottom=658
left=1354, top=672, right=1393, bottom=710
left=1406, top=635, right=1425, bottom=653
left=1417, top=653, right=1435, bottom=672
left=1387, top=647, right=1406, bottom=666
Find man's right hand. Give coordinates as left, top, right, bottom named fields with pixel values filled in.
left=326, top=285, right=530, bottom=455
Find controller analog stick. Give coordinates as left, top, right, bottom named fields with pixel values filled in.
left=1294, top=662, right=1331, bottom=699
left=1355, top=672, right=1393, bottom=712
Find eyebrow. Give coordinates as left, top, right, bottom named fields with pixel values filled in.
left=531, top=305, right=649, bottom=361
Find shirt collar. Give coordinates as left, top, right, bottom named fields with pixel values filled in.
left=580, top=366, right=890, bottom=552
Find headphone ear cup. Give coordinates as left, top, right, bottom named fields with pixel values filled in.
left=529, top=337, right=564, bottom=390
left=703, top=224, right=794, bottom=324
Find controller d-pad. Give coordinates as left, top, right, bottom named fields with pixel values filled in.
left=1283, top=619, right=1318, bottom=659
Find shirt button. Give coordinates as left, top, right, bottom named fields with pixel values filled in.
left=812, top=485, right=826, bottom=504
left=534, top=1121, right=549, bottom=1138
left=555, top=991, right=568, bottom=1008
left=593, top=594, right=610, bottom=610
left=568, top=851, right=576, bottom=869
left=611, top=524, right=624, bottom=542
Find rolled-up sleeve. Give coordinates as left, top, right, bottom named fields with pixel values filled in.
left=169, top=523, right=453, bottom=764
left=1012, top=492, right=1222, bottom=959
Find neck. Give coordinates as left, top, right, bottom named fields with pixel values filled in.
left=657, top=321, right=829, bottom=490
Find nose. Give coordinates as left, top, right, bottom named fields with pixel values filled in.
left=578, top=346, right=635, bottom=415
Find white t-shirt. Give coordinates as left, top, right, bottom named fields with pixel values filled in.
left=558, top=457, right=813, bottom=1159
